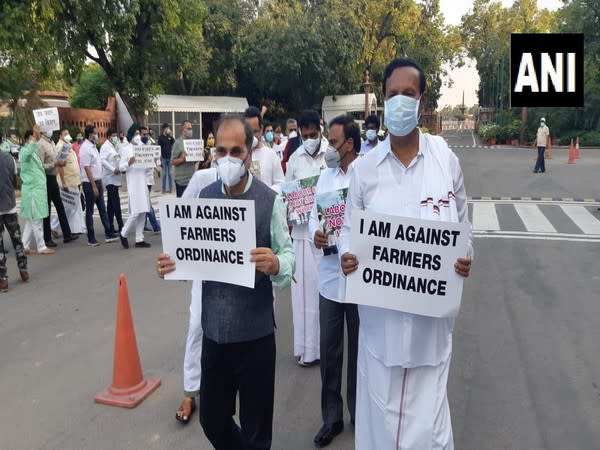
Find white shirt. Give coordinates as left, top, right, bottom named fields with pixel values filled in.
left=251, top=145, right=285, bottom=192
left=284, top=138, right=328, bottom=240
left=272, top=137, right=287, bottom=160
left=308, top=163, right=354, bottom=301
left=100, top=140, right=122, bottom=187
left=338, top=134, right=470, bottom=368
left=79, top=140, right=103, bottom=181
left=182, top=168, right=218, bottom=199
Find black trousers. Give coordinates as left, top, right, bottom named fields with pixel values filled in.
left=105, top=184, right=123, bottom=233
left=319, top=294, right=359, bottom=425
left=43, top=174, right=72, bottom=241
left=200, top=333, right=276, bottom=450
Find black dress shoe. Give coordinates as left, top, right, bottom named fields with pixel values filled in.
left=120, top=235, right=129, bottom=249
left=135, top=241, right=151, bottom=248
left=313, top=421, right=343, bottom=447
left=45, top=240, right=57, bottom=248
left=63, top=235, right=79, bottom=243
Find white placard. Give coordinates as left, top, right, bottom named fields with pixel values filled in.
left=59, top=187, right=80, bottom=208
left=33, top=107, right=60, bottom=134
left=183, top=139, right=205, bottom=162
left=133, top=145, right=161, bottom=168
left=345, top=210, right=471, bottom=318
left=159, top=197, right=256, bottom=288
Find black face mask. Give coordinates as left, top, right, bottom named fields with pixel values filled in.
left=141, top=136, right=149, bottom=144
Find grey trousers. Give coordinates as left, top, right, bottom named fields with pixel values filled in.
left=319, top=294, right=359, bottom=425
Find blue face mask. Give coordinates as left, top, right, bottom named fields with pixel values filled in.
left=141, top=136, right=149, bottom=145
left=384, top=95, right=420, bottom=137
left=265, top=131, right=274, bottom=143
left=365, top=129, right=378, bottom=142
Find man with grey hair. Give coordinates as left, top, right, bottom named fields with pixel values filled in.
left=157, top=114, right=294, bottom=449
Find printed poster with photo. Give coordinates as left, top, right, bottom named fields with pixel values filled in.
left=316, top=188, right=348, bottom=247
left=281, top=175, right=320, bottom=226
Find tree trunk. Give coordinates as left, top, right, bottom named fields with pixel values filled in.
left=520, top=107, right=528, bottom=143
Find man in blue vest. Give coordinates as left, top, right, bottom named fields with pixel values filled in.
left=157, top=114, right=294, bottom=449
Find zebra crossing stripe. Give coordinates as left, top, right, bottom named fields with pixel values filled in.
left=514, top=204, right=557, bottom=233
left=559, top=205, right=600, bottom=235
left=472, top=203, right=500, bottom=231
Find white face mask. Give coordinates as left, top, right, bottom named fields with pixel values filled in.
left=288, top=130, right=298, bottom=139
left=365, top=129, right=377, bottom=142
left=64, top=134, right=73, bottom=143
left=252, top=136, right=259, bottom=149
left=217, top=155, right=247, bottom=187
left=324, top=144, right=341, bottom=168
left=304, top=137, right=320, bottom=155
left=384, top=95, right=420, bottom=137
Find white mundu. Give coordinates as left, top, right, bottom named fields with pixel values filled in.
left=285, top=138, right=328, bottom=364
left=339, top=132, right=473, bottom=450
left=181, top=168, right=218, bottom=395
left=119, top=144, right=149, bottom=243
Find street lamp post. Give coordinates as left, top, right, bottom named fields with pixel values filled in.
left=364, top=69, right=371, bottom=120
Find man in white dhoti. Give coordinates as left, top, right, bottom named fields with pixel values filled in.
left=166, top=167, right=218, bottom=425
left=118, top=135, right=151, bottom=249
left=338, top=59, right=473, bottom=450
left=54, top=128, right=85, bottom=235
left=285, top=109, right=328, bottom=366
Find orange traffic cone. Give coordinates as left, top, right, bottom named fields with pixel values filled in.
left=94, top=274, right=161, bottom=408
left=568, top=138, right=576, bottom=164
left=575, top=136, right=580, bottom=159
left=546, top=137, right=553, bottom=160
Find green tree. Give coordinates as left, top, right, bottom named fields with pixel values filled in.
left=70, top=64, right=114, bottom=109
left=43, top=0, right=207, bottom=122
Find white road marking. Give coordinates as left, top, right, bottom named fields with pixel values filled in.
left=559, top=205, right=600, bottom=234
left=472, top=202, right=500, bottom=231
left=514, top=204, right=557, bottom=233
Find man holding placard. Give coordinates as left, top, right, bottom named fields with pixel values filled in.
left=284, top=109, right=328, bottom=367
left=171, top=120, right=197, bottom=197
left=156, top=115, right=294, bottom=449
left=308, top=114, right=360, bottom=447
left=339, top=59, right=473, bottom=450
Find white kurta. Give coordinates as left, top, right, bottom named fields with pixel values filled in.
left=338, top=132, right=472, bottom=450
left=285, top=139, right=328, bottom=363
left=250, top=145, right=285, bottom=193
left=119, top=144, right=149, bottom=216
left=100, top=141, right=122, bottom=187
left=119, top=144, right=149, bottom=243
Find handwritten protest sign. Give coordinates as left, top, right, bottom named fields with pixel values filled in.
left=183, top=139, right=205, bottom=162
left=33, top=108, right=60, bottom=134
left=316, top=188, right=348, bottom=247
left=134, top=145, right=161, bottom=168
left=345, top=210, right=470, bottom=318
left=281, top=175, right=319, bottom=225
left=158, top=198, right=256, bottom=288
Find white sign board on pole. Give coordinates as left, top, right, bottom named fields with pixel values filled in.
left=32, top=107, right=60, bottom=134
left=158, top=197, right=257, bottom=288
left=133, top=145, right=161, bottom=168
left=183, top=139, right=205, bottom=162
left=345, top=210, right=471, bottom=318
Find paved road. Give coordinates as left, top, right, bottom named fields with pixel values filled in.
left=1, top=134, right=600, bottom=449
